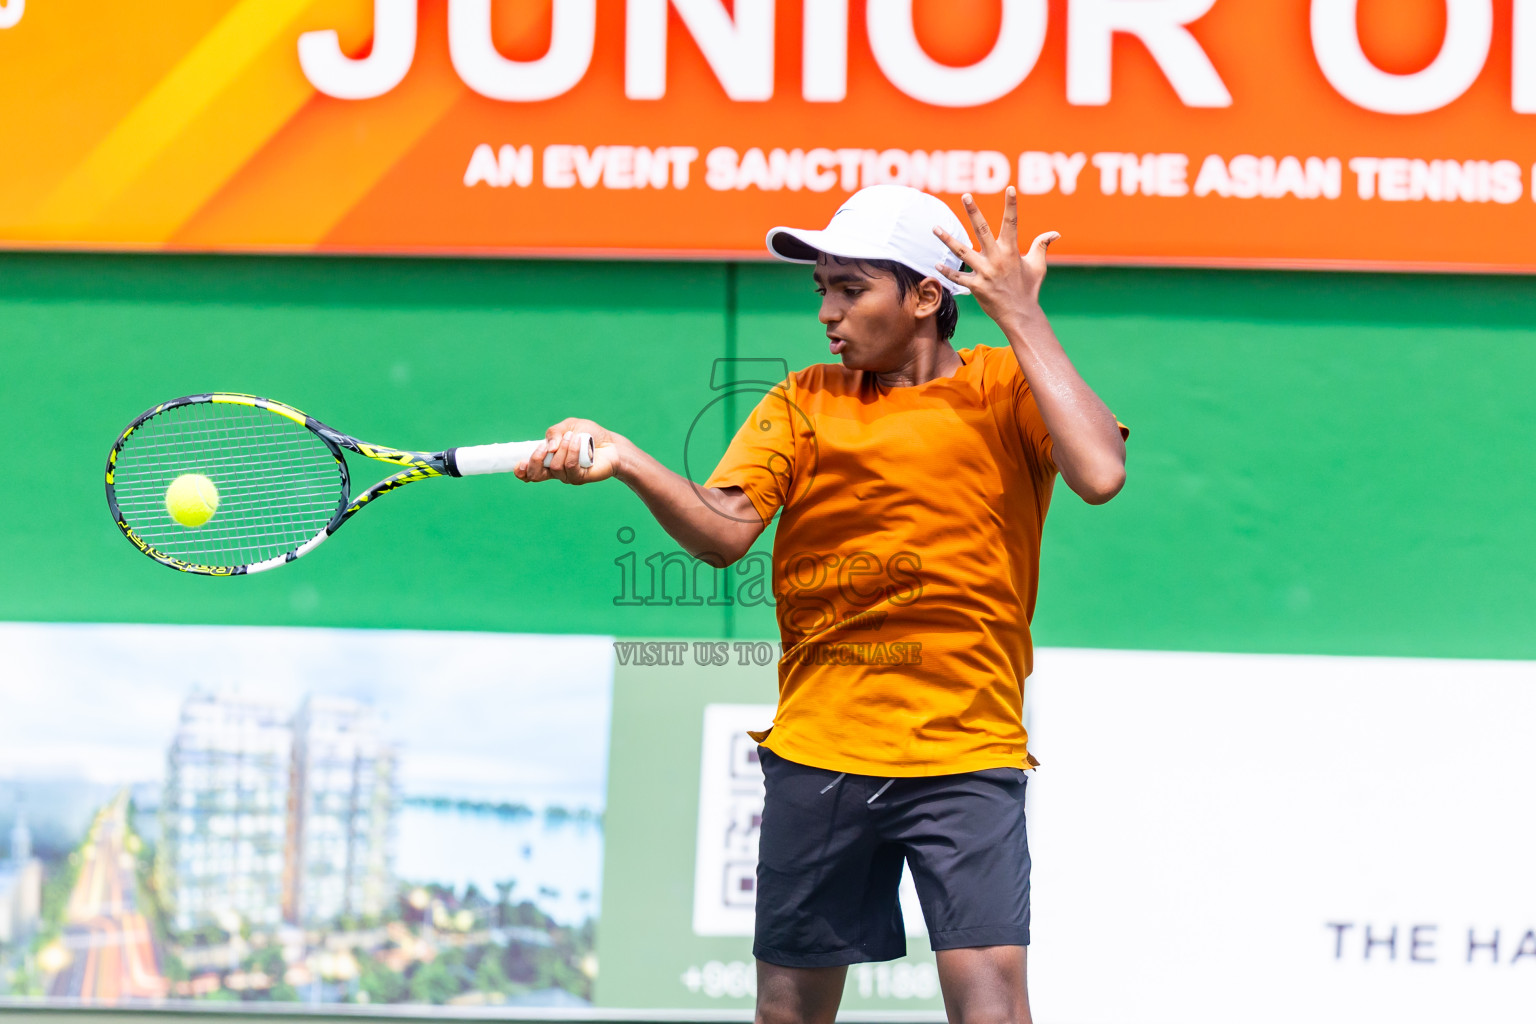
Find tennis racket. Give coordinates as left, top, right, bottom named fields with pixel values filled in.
left=105, top=393, right=592, bottom=576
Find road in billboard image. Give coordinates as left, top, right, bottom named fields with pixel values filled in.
left=0, top=622, right=611, bottom=1008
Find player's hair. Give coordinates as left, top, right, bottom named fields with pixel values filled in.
left=829, top=256, right=959, bottom=341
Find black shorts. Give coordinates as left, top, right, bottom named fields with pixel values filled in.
left=753, top=746, right=1031, bottom=968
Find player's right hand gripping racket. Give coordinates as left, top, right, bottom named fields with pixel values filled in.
left=105, top=393, right=592, bottom=576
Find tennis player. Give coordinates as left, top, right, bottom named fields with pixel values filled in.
left=522, top=184, right=1128, bottom=1024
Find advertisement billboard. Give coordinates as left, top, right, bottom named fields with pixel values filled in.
left=14, top=630, right=1520, bottom=1016
left=5, top=0, right=1536, bottom=269
left=592, top=645, right=1536, bottom=1021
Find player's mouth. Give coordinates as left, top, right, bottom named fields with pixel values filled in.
left=828, top=334, right=848, bottom=355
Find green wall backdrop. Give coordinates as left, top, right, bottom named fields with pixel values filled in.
left=2, top=252, right=1533, bottom=658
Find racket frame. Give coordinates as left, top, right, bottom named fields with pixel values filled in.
left=108, top=393, right=459, bottom=576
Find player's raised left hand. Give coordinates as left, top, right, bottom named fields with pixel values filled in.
left=932, top=186, right=1058, bottom=331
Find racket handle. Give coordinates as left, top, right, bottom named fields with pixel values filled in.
left=450, top=434, right=594, bottom=476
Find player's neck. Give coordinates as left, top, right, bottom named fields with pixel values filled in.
left=872, top=338, right=961, bottom=389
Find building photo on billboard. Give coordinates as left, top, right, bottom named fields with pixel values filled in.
left=0, top=624, right=611, bottom=1009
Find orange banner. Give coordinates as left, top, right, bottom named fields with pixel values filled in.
left=3, top=0, right=1536, bottom=270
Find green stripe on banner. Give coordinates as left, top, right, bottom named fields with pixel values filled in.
left=0, top=253, right=1532, bottom=660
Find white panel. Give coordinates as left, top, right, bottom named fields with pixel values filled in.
left=1026, top=648, right=1536, bottom=1024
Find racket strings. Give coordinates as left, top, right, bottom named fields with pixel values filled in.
left=111, top=402, right=346, bottom=568
left=116, top=410, right=326, bottom=566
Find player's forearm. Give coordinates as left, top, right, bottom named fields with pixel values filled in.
left=612, top=437, right=764, bottom=566
left=999, top=306, right=1127, bottom=504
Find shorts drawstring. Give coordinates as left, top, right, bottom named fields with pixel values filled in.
left=818, top=773, right=895, bottom=804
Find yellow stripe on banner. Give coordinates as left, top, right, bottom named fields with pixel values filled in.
left=31, top=0, right=320, bottom=239
left=173, top=60, right=463, bottom=248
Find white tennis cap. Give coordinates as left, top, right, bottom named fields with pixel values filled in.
left=765, top=185, right=972, bottom=296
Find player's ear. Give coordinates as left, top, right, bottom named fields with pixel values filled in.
left=914, top=276, right=945, bottom=320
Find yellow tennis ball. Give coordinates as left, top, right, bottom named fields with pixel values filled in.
left=165, top=473, right=219, bottom=528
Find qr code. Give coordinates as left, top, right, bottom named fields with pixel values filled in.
left=692, top=705, right=772, bottom=935
left=691, top=705, right=926, bottom=937
left=721, top=733, right=765, bottom=907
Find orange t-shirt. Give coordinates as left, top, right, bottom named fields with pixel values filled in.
left=706, top=344, right=1123, bottom=777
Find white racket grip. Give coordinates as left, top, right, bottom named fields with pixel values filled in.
left=453, top=434, right=593, bottom=476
